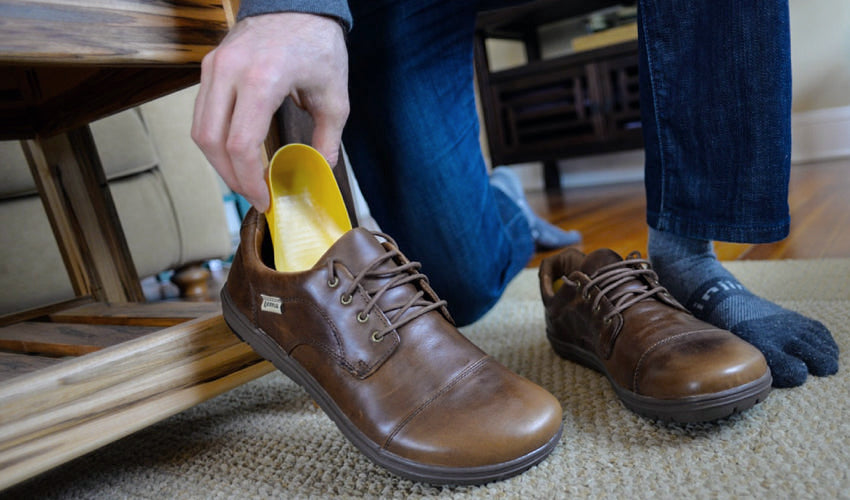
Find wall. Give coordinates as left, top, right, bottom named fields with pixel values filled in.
left=479, top=2, right=850, bottom=184
left=789, top=0, right=850, bottom=112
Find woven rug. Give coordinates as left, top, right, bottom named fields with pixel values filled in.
left=6, top=259, right=850, bottom=499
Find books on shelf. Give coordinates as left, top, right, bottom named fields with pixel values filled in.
left=571, top=22, right=638, bottom=53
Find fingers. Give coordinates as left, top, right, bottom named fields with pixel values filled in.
left=190, top=12, right=350, bottom=211
left=193, top=43, right=272, bottom=211
left=192, top=50, right=240, bottom=199
left=310, top=97, right=349, bottom=168
left=228, top=76, right=282, bottom=212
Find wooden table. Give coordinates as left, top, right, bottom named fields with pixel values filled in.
left=0, top=1, right=274, bottom=489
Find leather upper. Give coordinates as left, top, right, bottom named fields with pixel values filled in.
left=540, top=248, right=769, bottom=399
left=226, top=209, right=562, bottom=467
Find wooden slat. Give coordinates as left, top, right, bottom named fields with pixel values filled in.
left=0, top=322, right=160, bottom=357
left=0, top=0, right=230, bottom=65
left=23, top=127, right=144, bottom=303
left=51, top=302, right=221, bottom=327
left=0, top=352, right=63, bottom=383
left=0, top=1, right=240, bottom=139
left=1, top=66, right=201, bottom=140
left=0, top=296, right=95, bottom=328
left=0, top=313, right=273, bottom=490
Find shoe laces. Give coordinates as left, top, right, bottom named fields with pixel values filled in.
left=326, top=232, right=447, bottom=342
left=582, top=252, right=667, bottom=322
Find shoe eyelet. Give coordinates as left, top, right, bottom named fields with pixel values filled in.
left=340, top=294, right=353, bottom=305
left=371, top=331, right=383, bottom=343
left=593, top=305, right=601, bottom=313
left=604, top=317, right=612, bottom=324
left=327, top=276, right=339, bottom=288
left=357, top=311, right=370, bottom=323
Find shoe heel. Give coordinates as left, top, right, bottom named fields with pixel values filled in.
left=220, top=287, right=309, bottom=389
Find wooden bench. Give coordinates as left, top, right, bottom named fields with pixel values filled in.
left=0, top=0, right=276, bottom=489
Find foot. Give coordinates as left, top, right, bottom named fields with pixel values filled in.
left=490, top=167, right=581, bottom=250
left=648, top=228, right=839, bottom=388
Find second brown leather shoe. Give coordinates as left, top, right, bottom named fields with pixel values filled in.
left=539, top=248, right=771, bottom=423
left=222, top=209, right=563, bottom=484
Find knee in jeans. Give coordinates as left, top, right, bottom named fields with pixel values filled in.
left=433, top=264, right=506, bottom=327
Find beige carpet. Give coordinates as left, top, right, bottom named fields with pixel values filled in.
left=6, top=259, right=850, bottom=499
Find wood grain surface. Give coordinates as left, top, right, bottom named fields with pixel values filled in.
left=527, top=158, right=850, bottom=266
left=0, top=312, right=272, bottom=491
left=0, top=0, right=230, bottom=65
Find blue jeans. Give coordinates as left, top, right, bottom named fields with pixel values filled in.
left=342, top=0, right=792, bottom=325
left=639, top=0, right=792, bottom=243
left=344, top=0, right=533, bottom=326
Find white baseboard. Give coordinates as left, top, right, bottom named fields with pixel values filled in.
left=509, top=105, right=850, bottom=191
left=510, top=150, right=645, bottom=192
left=791, top=105, right=850, bottom=164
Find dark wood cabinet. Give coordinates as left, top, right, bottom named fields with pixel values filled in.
left=474, top=1, right=642, bottom=189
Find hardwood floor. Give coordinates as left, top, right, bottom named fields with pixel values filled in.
left=145, top=156, right=850, bottom=299
left=526, top=156, right=850, bottom=268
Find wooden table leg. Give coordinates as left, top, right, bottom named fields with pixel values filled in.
left=22, top=126, right=145, bottom=303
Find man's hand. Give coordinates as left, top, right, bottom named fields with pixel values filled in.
left=192, top=13, right=349, bottom=212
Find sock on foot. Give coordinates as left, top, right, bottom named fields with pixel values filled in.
left=647, top=227, right=839, bottom=388
left=490, top=167, right=581, bottom=250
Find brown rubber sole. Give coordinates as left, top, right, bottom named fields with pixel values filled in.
left=547, top=330, right=772, bottom=423
left=221, top=288, right=562, bottom=485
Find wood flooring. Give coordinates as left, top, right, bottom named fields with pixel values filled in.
left=526, top=156, right=850, bottom=267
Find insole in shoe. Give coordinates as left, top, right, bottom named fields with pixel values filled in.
left=265, top=144, right=351, bottom=271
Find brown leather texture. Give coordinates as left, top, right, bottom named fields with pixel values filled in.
left=539, top=248, right=769, bottom=400
left=225, top=209, right=562, bottom=469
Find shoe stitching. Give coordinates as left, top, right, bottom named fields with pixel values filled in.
left=382, top=356, right=491, bottom=450
left=278, top=295, right=398, bottom=378
left=248, top=281, right=258, bottom=325
left=632, top=329, right=716, bottom=393
left=280, top=296, right=346, bottom=360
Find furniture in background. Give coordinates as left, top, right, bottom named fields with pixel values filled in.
left=0, top=0, right=278, bottom=490
left=0, top=85, right=233, bottom=313
left=474, top=0, right=642, bottom=190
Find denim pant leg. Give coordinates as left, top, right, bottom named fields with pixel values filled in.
left=638, top=0, right=792, bottom=243
left=343, top=0, right=533, bottom=326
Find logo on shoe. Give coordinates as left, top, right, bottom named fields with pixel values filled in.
left=260, top=294, right=283, bottom=314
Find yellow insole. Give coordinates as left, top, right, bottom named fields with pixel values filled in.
left=265, top=144, right=352, bottom=271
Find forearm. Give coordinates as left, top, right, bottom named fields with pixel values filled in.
left=237, top=0, right=352, bottom=31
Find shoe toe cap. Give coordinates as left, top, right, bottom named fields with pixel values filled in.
left=635, top=330, right=769, bottom=399
left=384, top=359, right=563, bottom=469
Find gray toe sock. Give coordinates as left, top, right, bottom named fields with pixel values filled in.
left=648, top=228, right=839, bottom=388
left=490, top=167, right=581, bottom=250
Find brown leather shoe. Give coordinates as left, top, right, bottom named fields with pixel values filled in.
left=222, top=209, right=563, bottom=484
left=539, top=248, right=771, bottom=423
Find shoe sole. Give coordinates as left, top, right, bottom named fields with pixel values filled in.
left=222, top=288, right=562, bottom=485
left=547, top=330, right=772, bottom=423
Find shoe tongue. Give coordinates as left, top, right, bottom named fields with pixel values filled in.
left=580, top=248, right=624, bottom=276
left=317, top=227, right=391, bottom=272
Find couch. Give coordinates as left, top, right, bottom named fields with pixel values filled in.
left=0, top=86, right=233, bottom=314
